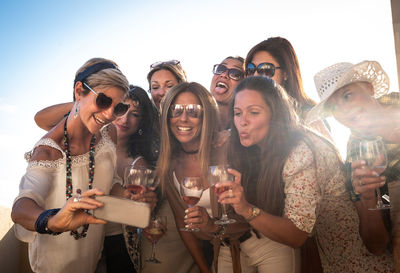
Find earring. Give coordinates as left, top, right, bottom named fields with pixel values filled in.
left=138, top=128, right=143, bottom=135
left=74, top=104, right=79, bottom=119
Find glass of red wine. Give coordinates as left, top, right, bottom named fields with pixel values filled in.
left=142, top=215, right=167, bottom=263
left=209, top=165, right=236, bottom=225
left=124, top=167, right=158, bottom=194
left=179, top=177, right=204, bottom=232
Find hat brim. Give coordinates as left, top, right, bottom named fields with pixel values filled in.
left=306, top=61, right=389, bottom=124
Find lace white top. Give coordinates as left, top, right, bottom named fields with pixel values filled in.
left=14, top=125, right=121, bottom=273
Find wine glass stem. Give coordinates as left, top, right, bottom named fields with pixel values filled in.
left=151, top=242, right=157, bottom=260
left=376, top=187, right=384, bottom=206
left=221, top=204, right=229, bottom=220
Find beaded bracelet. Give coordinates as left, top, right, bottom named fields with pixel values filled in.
left=35, top=208, right=62, bottom=235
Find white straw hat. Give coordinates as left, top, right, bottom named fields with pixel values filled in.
left=306, top=60, right=389, bottom=124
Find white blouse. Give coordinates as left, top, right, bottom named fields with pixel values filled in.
left=14, top=125, right=120, bottom=273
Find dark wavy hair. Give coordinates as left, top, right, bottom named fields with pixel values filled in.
left=126, top=85, right=160, bottom=166
left=228, top=76, right=306, bottom=216
left=245, top=37, right=316, bottom=118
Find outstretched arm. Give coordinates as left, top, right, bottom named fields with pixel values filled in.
left=34, top=102, right=73, bottom=131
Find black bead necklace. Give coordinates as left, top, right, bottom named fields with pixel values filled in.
left=64, top=117, right=96, bottom=239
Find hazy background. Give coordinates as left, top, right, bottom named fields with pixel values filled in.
left=0, top=0, right=397, bottom=208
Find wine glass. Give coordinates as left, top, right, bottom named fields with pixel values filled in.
left=179, top=177, right=204, bottom=232
left=124, top=167, right=158, bottom=194
left=142, top=215, right=167, bottom=263
left=209, top=165, right=236, bottom=225
left=358, top=138, right=391, bottom=210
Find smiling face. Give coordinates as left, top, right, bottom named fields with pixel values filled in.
left=326, top=82, right=381, bottom=134
left=169, top=91, right=203, bottom=151
left=113, top=98, right=141, bottom=141
left=210, top=58, right=243, bottom=105
left=250, top=51, right=285, bottom=85
left=76, top=83, right=127, bottom=134
left=150, top=69, right=179, bottom=108
left=233, top=89, right=271, bottom=147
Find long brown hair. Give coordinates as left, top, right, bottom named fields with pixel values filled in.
left=245, top=37, right=315, bottom=118
left=228, top=76, right=307, bottom=216
left=156, top=82, right=219, bottom=191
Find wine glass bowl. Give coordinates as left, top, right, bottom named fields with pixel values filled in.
left=358, top=138, right=391, bottom=210
left=143, top=216, right=167, bottom=263
left=179, top=177, right=204, bottom=232
left=209, top=165, right=236, bottom=225
left=124, top=167, right=158, bottom=194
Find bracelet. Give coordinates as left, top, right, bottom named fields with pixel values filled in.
left=35, top=209, right=62, bottom=235
left=245, top=206, right=261, bottom=222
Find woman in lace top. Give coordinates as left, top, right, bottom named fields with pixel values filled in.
left=11, top=58, right=131, bottom=273
left=217, top=76, right=394, bottom=272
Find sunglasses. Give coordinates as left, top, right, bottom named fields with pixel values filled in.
left=150, top=60, right=181, bottom=69
left=246, top=62, right=282, bottom=77
left=169, top=104, right=203, bottom=118
left=212, top=64, right=244, bottom=81
left=83, top=82, right=130, bottom=117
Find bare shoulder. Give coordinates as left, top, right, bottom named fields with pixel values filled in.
left=30, top=143, right=63, bottom=161
left=133, top=157, right=148, bottom=169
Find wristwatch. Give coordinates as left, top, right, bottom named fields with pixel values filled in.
left=245, top=206, right=261, bottom=222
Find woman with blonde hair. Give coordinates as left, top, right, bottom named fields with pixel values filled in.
left=11, top=58, right=131, bottom=273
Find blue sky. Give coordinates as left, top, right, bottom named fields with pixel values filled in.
left=0, top=0, right=396, bottom=207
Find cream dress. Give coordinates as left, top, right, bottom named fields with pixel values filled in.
left=14, top=125, right=120, bottom=273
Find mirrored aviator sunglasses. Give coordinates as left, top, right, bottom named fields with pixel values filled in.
left=246, top=62, right=281, bottom=77
left=83, top=83, right=130, bottom=117
left=213, top=64, right=244, bottom=81
left=169, top=104, right=203, bottom=118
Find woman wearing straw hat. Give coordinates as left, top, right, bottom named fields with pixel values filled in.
left=306, top=60, right=396, bottom=270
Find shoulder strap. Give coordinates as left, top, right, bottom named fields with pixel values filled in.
left=131, top=156, right=144, bottom=168
left=34, top=138, right=64, bottom=154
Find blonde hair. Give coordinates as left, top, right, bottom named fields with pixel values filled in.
left=74, top=57, right=130, bottom=100
left=156, top=82, right=219, bottom=191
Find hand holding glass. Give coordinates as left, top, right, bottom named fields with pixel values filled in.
left=209, top=165, right=236, bottom=225
left=358, top=139, right=390, bottom=210
left=142, top=215, right=167, bottom=263
left=180, top=177, right=204, bottom=232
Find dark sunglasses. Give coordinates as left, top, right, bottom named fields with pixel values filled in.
left=150, top=60, right=181, bottom=69
left=83, top=83, right=130, bottom=117
left=212, top=64, right=244, bottom=81
left=246, top=62, right=282, bottom=77
left=169, top=104, right=203, bottom=118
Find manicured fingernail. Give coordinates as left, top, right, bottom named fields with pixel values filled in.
left=185, top=224, right=190, bottom=228
left=185, top=209, right=189, bottom=213
left=380, top=181, right=386, bottom=186
left=184, top=214, right=188, bottom=219
left=372, top=171, right=379, bottom=177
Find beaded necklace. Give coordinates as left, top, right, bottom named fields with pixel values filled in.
left=64, top=117, right=96, bottom=239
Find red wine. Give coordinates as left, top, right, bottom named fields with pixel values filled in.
left=126, top=184, right=145, bottom=194
left=213, top=186, right=230, bottom=196
left=182, top=196, right=200, bottom=206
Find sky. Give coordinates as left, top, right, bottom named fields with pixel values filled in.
left=0, top=0, right=397, bottom=208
